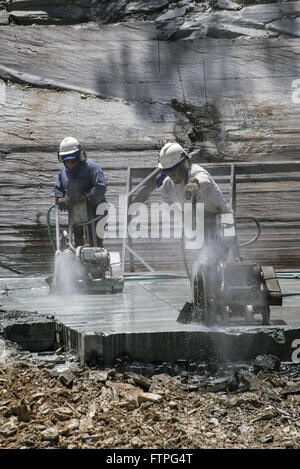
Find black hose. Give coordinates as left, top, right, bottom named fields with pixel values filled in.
left=235, top=216, right=261, bottom=247
left=282, top=293, right=300, bottom=297
left=76, top=213, right=107, bottom=226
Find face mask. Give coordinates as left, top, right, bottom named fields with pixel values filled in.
left=64, top=159, right=81, bottom=176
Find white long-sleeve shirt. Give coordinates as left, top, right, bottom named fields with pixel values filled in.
left=161, top=163, right=232, bottom=214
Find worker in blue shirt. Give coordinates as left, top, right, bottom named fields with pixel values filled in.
left=54, top=136, right=107, bottom=247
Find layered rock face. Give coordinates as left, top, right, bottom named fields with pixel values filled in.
left=1, top=1, right=300, bottom=275
left=2, top=0, right=300, bottom=38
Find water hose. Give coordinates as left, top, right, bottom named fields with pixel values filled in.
left=282, top=293, right=300, bottom=297
left=180, top=237, right=191, bottom=282
left=122, top=273, right=300, bottom=298
left=46, top=204, right=56, bottom=252
left=180, top=198, right=196, bottom=284
left=123, top=272, right=187, bottom=280
left=76, top=213, right=107, bottom=226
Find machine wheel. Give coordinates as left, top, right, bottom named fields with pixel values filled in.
left=193, top=271, right=206, bottom=323
left=193, top=265, right=216, bottom=326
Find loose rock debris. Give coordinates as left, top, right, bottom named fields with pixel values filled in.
left=1, top=348, right=300, bottom=448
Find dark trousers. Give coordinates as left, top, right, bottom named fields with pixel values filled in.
left=73, top=225, right=103, bottom=248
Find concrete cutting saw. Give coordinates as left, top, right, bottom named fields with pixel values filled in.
left=46, top=199, right=123, bottom=294
left=178, top=212, right=282, bottom=326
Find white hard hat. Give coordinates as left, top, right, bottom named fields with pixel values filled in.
left=59, top=137, right=81, bottom=158
left=158, top=142, right=186, bottom=170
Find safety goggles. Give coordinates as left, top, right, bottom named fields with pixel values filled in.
left=62, top=150, right=81, bottom=161
left=161, top=159, right=184, bottom=175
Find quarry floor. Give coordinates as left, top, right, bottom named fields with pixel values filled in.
left=1, top=276, right=300, bottom=328
left=0, top=276, right=300, bottom=365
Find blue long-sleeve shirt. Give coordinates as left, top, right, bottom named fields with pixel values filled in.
left=54, top=159, right=107, bottom=206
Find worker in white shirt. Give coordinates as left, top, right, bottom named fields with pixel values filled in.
left=156, top=142, right=232, bottom=256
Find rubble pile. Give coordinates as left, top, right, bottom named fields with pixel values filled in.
left=1, top=349, right=300, bottom=449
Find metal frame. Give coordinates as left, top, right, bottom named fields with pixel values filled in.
left=121, top=161, right=300, bottom=274
left=122, top=167, right=159, bottom=273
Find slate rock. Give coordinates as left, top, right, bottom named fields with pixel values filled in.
left=131, top=436, right=143, bottom=448
left=41, top=427, right=59, bottom=442
left=9, top=7, right=90, bottom=25
left=90, top=0, right=128, bottom=24
left=253, top=354, right=281, bottom=374
left=251, top=410, right=278, bottom=423
left=213, top=0, right=241, bottom=11
left=11, top=399, right=31, bottom=422
left=53, top=407, right=73, bottom=421
left=197, top=364, right=208, bottom=375
left=0, top=422, right=17, bottom=437
left=58, top=369, right=75, bottom=387
left=241, top=2, right=300, bottom=24
left=240, top=370, right=281, bottom=400
left=201, top=375, right=238, bottom=392
left=65, top=419, right=80, bottom=433
left=158, top=2, right=300, bottom=41
left=89, top=370, right=109, bottom=383
left=154, top=362, right=173, bottom=375
left=156, top=6, right=187, bottom=22
left=0, top=23, right=293, bottom=103
left=132, top=374, right=152, bottom=391
left=0, top=9, right=9, bottom=25
left=125, top=0, right=170, bottom=15
left=7, top=0, right=90, bottom=6
left=170, top=12, right=277, bottom=41
left=0, top=406, right=11, bottom=418
left=156, top=17, right=185, bottom=39
left=281, top=382, right=300, bottom=396
left=261, top=435, right=274, bottom=444
left=206, top=22, right=274, bottom=40
left=266, top=17, right=300, bottom=38
left=137, top=392, right=163, bottom=404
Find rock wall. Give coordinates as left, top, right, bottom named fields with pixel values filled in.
left=1, top=1, right=300, bottom=275
left=1, top=0, right=300, bottom=38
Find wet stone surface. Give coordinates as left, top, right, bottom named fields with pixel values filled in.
left=1, top=277, right=300, bottom=365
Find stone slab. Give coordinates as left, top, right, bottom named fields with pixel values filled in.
left=1, top=308, right=56, bottom=351
left=1, top=276, right=300, bottom=364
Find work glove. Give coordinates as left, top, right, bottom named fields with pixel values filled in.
left=156, top=173, right=166, bottom=188
left=57, top=197, right=68, bottom=211
left=69, top=193, right=88, bottom=206
left=184, top=177, right=201, bottom=201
